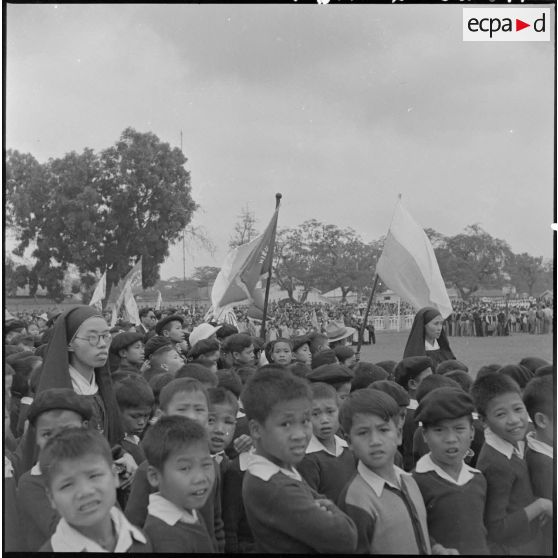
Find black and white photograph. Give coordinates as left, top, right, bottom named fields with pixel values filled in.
left=4, top=2, right=555, bottom=554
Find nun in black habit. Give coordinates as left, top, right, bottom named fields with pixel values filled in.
left=403, top=307, right=456, bottom=371
left=13, top=306, right=125, bottom=479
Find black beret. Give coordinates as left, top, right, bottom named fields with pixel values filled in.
left=394, top=356, right=433, bottom=387
left=155, top=314, right=184, bottom=335
left=369, top=380, right=410, bottom=407
left=292, top=334, right=311, bottom=352
left=307, top=363, right=354, bottom=386
left=334, top=345, right=355, bottom=362
left=311, top=349, right=338, bottom=369
left=144, top=336, right=174, bottom=360
left=27, top=388, right=93, bottom=426
left=414, top=387, right=474, bottom=425
left=109, top=332, right=145, bottom=355
left=499, top=364, right=534, bottom=389
left=535, top=364, right=553, bottom=377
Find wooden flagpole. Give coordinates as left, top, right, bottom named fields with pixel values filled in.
left=356, top=274, right=380, bottom=359
left=260, top=193, right=282, bottom=340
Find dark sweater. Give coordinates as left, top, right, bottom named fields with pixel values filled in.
left=222, top=456, right=255, bottom=553
left=401, top=408, right=418, bottom=471
left=124, top=459, right=225, bottom=552
left=412, top=469, right=489, bottom=555
left=4, top=467, right=24, bottom=552
left=242, top=469, right=358, bottom=553
left=40, top=534, right=152, bottom=553
left=525, top=446, right=553, bottom=555
left=17, top=470, right=60, bottom=551
left=143, top=513, right=215, bottom=553
left=297, top=445, right=357, bottom=503
left=476, top=442, right=542, bottom=554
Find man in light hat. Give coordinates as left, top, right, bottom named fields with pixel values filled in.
left=188, top=322, right=223, bottom=351
left=326, top=321, right=356, bottom=350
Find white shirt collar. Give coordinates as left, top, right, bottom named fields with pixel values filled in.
left=244, top=452, right=302, bottom=482
left=5, top=456, right=14, bottom=479
left=238, top=447, right=257, bottom=471
left=50, top=506, right=146, bottom=552
left=357, top=460, right=409, bottom=498
left=123, top=434, right=140, bottom=446
left=306, top=434, right=348, bottom=457
left=484, top=427, right=525, bottom=460
left=31, top=462, right=42, bottom=476
left=526, top=431, right=553, bottom=459
left=407, top=398, right=419, bottom=411
left=212, top=451, right=225, bottom=464
left=415, top=453, right=480, bottom=486
left=425, top=339, right=440, bottom=350
left=147, top=493, right=198, bottom=526
left=69, top=364, right=99, bottom=396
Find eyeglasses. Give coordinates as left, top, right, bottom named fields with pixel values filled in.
left=74, top=333, right=112, bottom=347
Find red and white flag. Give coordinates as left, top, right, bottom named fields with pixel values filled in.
left=376, top=200, right=452, bottom=318
left=211, top=206, right=279, bottom=321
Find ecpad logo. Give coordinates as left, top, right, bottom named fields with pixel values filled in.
left=463, top=8, right=550, bottom=42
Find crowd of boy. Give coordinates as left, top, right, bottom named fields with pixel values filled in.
left=4, top=306, right=555, bottom=554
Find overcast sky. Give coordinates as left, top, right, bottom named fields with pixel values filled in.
left=6, top=4, right=555, bottom=280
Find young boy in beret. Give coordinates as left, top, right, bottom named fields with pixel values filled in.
left=17, top=388, right=93, bottom=551
left=142, top=337, right=184, bottom=382
left=110, top=332, right=145, bottom=375
left=337, top=389, right=431, bottom=554
left=241, top=368, right=358, bottom=553
left=39, top=428, right=151, bottom=552
left=523, top=375, right=554, bottom=555
left=394, top=356, right=433, bottom=470
left=412, top=387, right=489, bottom=555
left=298, top=382, right=357, bottom=502
left=471, top=373, right=551, bottom=554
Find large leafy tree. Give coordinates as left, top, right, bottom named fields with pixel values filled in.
left=273, top=220, right=380, bottom=302
left=506, top=252, right=545, bottom=295
left=7, top=128, right=198, bottom=298
left=434, top=224, right=512, bottom=299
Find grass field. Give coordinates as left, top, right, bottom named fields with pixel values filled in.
left=358, top=331, right=555, bottom=378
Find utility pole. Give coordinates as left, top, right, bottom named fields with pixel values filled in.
left=180, top=130, right=186, bottom=306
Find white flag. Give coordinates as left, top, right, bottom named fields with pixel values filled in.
left=155, top=290, right=163, bottom=311
left=376, top=200, right=452, bottom=319
left=110, top=258, right=143, bottom=327
left=122, top=283, right=141, bottom=326
left=211, top=205, right=279, bottom=320
left=89, top=271, right=106, bottom=311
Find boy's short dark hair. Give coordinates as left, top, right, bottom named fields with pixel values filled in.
left=148, top=372, right=174, bottom=406
left=242, top=368, right=311, bottom=424
left=444, top=370, right=473, bottom=393
left=216, top=369, right=243, bottom=398
left=208, top=387, right=239, bottom=414
left=308, top=332, right=328, bottom=355
left=215, top=323, right=239, bottom=340
left=176, top=363, right=218, bottom=387
left=350, top=362, right=388, bottom=392
left=222, top=333, right=253, bottom=355
left=115, top=375, right=155, bottom=410
left=264, top=338, right=293, bottom=363
left=142, top=415, right=209, bottom=471
left=436, top=359, right=469, bottom=375
left=159, top=378, right=209, bottom=412
left=523, top=375, right=553, bottom=422
left=39, top=427, right=113, bottom=488
left=188, top=338, right=220, bottom=360
left=471, top=373, right=521, bottom=417
left=416, top=375, right=461, bottom=403
left=310, top=382, right=338, bottom=402
left=339, top=389, right=399, bottom=434
left=369, top=380, right=411, bottom=407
